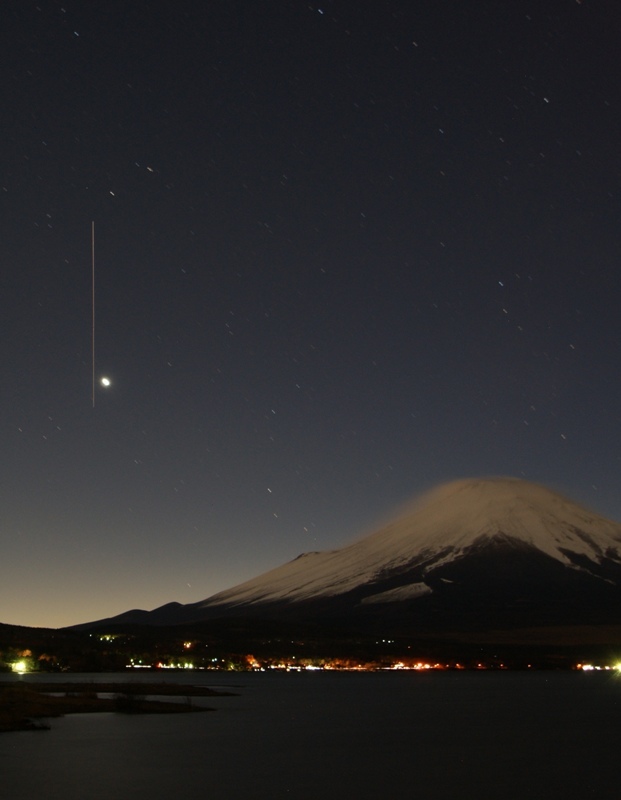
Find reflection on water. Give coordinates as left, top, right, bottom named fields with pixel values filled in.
left=1, top=671, right=620, bottom=800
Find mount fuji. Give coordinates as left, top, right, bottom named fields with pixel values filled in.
left=80, top=478, right=621, bottom=634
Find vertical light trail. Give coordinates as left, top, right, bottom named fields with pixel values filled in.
left=92, top=220, right=95, bottom=408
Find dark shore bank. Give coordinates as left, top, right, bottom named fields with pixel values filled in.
left=0, top=681, right=235, bottom=732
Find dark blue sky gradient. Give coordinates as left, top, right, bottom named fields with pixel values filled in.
left=2, top=0, right=621, bottom=626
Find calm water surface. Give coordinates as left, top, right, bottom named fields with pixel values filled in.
left=1, top=671, right=620, bottom=799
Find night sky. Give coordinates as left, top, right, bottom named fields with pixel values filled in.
left=3, top=0, right=621, bottom=628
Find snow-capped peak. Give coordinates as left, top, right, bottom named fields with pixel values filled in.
left=198, top=477, right=621, bottom=610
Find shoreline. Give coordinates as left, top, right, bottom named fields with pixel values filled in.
left=0, top=681, right=236, bottom=733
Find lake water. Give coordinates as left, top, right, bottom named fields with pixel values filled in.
left=1, top=670, right=620, bottom=799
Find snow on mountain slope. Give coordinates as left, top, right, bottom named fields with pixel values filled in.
left=197, top=477, right=621, bottom=610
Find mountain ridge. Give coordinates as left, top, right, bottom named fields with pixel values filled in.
left=194, top=477, right=621, bottom=610
left=72, top=477, right=621, bottom=634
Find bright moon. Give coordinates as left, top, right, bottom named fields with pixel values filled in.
left=100, top=377, right=111, bottom=387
